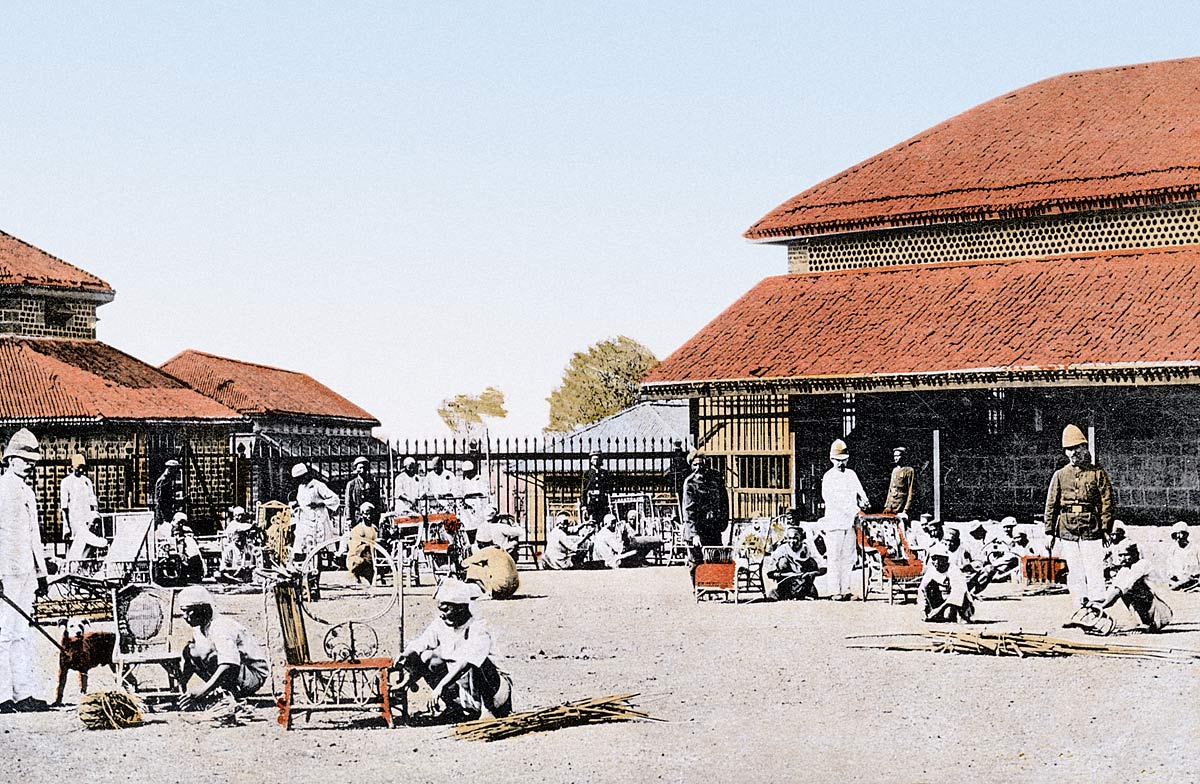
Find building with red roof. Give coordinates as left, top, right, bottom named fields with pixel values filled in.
left=644, top=57, right=1200, bottom=524
left=0, top=233, right=248, bottom=537
left=161, top=350, right=385, bottom=504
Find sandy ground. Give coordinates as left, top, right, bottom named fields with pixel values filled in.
left=4, top=558, right=1199, bottom=784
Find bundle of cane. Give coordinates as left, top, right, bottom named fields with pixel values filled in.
left=78, top=690, right=145, bottom=730
left=848, top=631, right=1200, bottom=661
left=453, top=693, right=659, bottom=742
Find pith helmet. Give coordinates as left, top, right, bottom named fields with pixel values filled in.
left=291, top=462, right=309, bottom=478
left=829, top=439, right=850, bottom=460
left=1061, top=424, right=1088, bottom=449
left=3, top=428, right=41, bottom=462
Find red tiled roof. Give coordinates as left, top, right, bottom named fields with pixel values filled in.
left=747, top=57, right=1200, bottom=240
left=0, top=338, right=242, bottom=421
left=161, top=350, right=379, bottom=424
left=642, top=247, right=1200, bottom=388
left=0, top=231, right=113, bottom=293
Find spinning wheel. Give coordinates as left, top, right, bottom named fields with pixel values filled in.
left=268, top=539, right=406, bottom=729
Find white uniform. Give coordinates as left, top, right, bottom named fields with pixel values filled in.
left=0, top=469, right=48, bottom=704
left=393, top=471, right=424, bottom=516
left=59, top=472, right=98, bottom=541
left=457, top=475, right=492, bottom=534
left=295, top=479, right=340, bottom=556
left=821, top=467, right=869, bottom=596
left=1167, top=542, right=1200, bottom=586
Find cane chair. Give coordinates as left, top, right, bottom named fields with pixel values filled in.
left=855, top=513, right=925, bottom=604
left=1021, top=555, right=1067, bottom=584
left=273, top=580, right=398, bottom=729
left=112, top=583, right=184, bottom=701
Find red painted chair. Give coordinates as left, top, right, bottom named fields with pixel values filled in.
left=273, top=581, right=396, bottom=729
left=855, top=513, right=925, bottom=604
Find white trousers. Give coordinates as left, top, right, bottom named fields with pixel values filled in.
left=824, top=528, right=856, bottom=596
left=1055, top=538, right=1107, bottom=605
left=0, top=573, right=39, bottom=703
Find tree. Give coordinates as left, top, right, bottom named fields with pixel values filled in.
left=438, top=386, right=508, bottom=438
left=545, top=336, right=659, bottom=432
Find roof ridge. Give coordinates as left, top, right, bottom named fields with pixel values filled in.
left=0, top=229, right=113, bottom=291
left=168, top=349, right=310, bottom=377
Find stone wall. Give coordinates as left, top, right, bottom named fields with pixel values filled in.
left=0, top=293, right=98, bottom=338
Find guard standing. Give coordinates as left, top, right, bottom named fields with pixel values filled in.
left=580, top=451, right=613, bottom=524
left=0, top=428, right=51, bottom=712
left=882, top=446, right=915, bottom=522
left=1045, top=424, right=1114, bottom=608
left=152, top=459, right=182, bottom=528
left=682, top=453, right=729, bottom=578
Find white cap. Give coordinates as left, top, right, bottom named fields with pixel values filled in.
left=927, top=544, right=951, bottom=559
left=434, top=578, right=481, bottom=605
left=171, top=512, right=189, bottom=523
left=352, top=456, right=369, bottom=468
left=402, top=457, right=416, bottom=467
left=603, top=513, right=617, bottom=525
left=230, top=506, right=246, bottom=516
left=462, top=461, right=475, bottom=472
left=178, top=585, right=214, bottom=608
left=291, top=463, right=309, bottom=478
left=1171, top=521, right=1189, bottom=535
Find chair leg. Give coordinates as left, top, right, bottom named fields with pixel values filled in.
left=378, top=668, right=393, bottom=728
left=279, top=669, right=294, bottom=729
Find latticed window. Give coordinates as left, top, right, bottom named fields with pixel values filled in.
left=736, top=455, right=790, bottom=489
left=987, top=389, right=1006, bottom=436
left=842, top=393, right=857, bottom=436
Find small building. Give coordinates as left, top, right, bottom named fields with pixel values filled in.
left=160, top=349, right=385, bottom=504
left=0, top=231, right=245, bottom=538
left=643, top=57, right=1200, bottom=525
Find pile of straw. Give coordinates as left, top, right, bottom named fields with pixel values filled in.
left=454, top=693, right=658, bottom=742
left=848, top=630, right=1200, bottom=661
left=78, top=690, right=145, bottom=730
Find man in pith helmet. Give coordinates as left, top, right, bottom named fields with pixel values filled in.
left=1044, top=424, right=1114, bottom=610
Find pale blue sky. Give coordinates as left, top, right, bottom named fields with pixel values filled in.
left=2, top=3, right=1196, bottom=437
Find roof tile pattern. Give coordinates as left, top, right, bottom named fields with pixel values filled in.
left=161, top=350, right=379, bottom=423
left=0, top=338, right=240, bottom=420
left=747, top=58, right=1200, bottom=240
left=643, top=248, right=1200, bottom=385
left=0, top=231, right=112, bottom=292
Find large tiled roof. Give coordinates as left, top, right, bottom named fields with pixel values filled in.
left=642, top=247, right=1200, bottom=390
left=0, top=338, right=242, bottom=421
left=0, top=231, right=113, bottom=293
left=747, top=57, right=1200, bottom=240
left=161, top=350, right=379, bottom=424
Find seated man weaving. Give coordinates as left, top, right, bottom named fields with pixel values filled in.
left=765, top=526, right=825, bottom=600
left=177, top=586, right=269, bottom=720
left=920, top=545, right=975, bottom=623
left=397, top=578, right=512, bottom=721
left=1086, top=542, right=1172, bottom=632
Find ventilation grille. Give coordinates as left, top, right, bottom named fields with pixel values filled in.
left=789, top=202, right=1200, bottom=273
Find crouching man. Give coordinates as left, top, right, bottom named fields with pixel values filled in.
left=920, top=545, right=975, bottom=623
left=765, top=527, right=826, bottom=601
left=1087, top=542, right=1172, bottom=632
left=178, top=586, right=269, bottom=722
left=396, top=578, right=512, bottom=721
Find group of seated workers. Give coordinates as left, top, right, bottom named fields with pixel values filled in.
left=541, top=509, right=663, bottom=570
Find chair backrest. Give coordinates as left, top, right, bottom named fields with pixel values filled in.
left=273, top=582, right=312, bottom=665
left=102, top=511, right=155, bottom=580
left=113, top=584, right=175, bottom=655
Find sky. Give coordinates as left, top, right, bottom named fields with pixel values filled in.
left=2, top=3, right=1198, bottom=439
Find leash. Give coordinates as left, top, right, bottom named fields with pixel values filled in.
left=0, top=586, right=69, bottom=655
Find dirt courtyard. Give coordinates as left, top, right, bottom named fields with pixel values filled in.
left=5, top=562, right=1198, bottom=784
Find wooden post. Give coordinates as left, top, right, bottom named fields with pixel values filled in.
left=933, top=429, right=942, bottom=521
left=1088, top=424, right=1096, bottom=461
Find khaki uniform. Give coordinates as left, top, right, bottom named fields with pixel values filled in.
left=883, top=465, right=915, bottom=515
left=1044, top=462, right=1113, bottom=541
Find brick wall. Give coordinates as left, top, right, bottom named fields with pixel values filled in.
left=788, top=386, right=1200, bottom=526
left=0, top=294, right=98, bottom=338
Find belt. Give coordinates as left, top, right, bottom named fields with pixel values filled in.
left=1062, top=504, right=1092, bottom=513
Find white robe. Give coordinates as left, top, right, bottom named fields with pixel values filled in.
left=59, top=472, right=98, bottom=540
left=0, top=469, right=46, bottom=703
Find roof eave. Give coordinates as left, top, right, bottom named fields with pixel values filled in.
left=640, top=363, right=1200, bottom=399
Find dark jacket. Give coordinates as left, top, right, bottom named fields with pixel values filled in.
left=1045, top=461, right=1114, bottom=541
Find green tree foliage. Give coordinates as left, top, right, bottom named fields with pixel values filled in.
left=438, top=386, right=508, bottom=437
left=545, top=336, right=659, bottom=432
